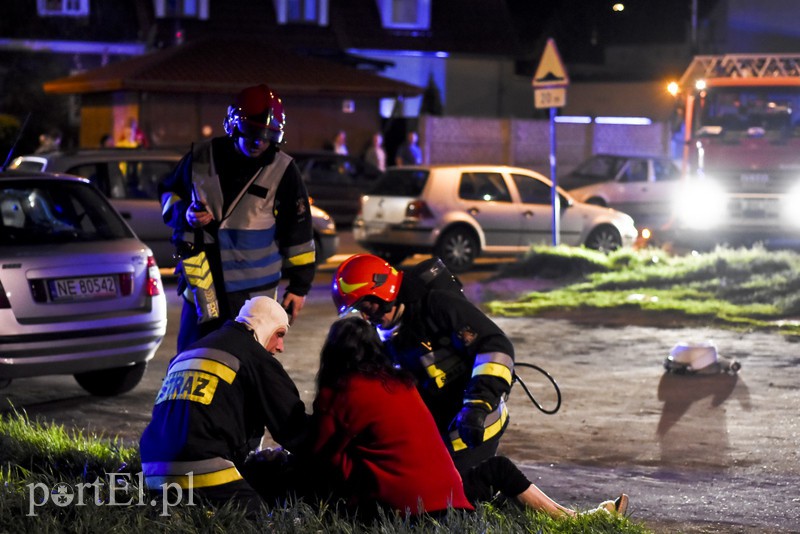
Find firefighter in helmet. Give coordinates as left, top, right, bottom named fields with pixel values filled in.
left=159, top=84, right=316, bottom=352
left=331, top=254, right=515, bottom=474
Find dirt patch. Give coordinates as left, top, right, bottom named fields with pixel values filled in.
left=468, top=276, right=800, bottom=533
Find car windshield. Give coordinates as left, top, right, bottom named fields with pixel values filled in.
left=696, top=86, right=800, bottom=137
left=0, top=179, right=133, bottom=245
left=369, top=169, right=430, bottom=196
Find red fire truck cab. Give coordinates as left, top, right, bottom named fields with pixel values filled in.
left=667, top=54, right=800, bottom=249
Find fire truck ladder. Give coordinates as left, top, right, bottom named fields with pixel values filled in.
left=679, top=54, right=800, bottom=87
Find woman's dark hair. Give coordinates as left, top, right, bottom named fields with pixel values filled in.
left=316, top=316, right=413, bottom=390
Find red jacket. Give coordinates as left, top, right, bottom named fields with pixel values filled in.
left=312, top=374, right=473, bottom=514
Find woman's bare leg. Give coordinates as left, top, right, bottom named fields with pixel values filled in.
left=515, top=483, right=577, bottom=518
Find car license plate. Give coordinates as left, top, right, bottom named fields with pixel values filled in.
left=736, top=198, right=777, bottom=219
left=48, top=276, right=118, bottom=301
left=365, top=223, right=388, bottom=237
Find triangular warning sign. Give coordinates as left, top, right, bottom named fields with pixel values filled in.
left=533, top=38, right=569, bottom=88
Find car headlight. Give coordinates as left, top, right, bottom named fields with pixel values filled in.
left=783, top=182, right=800, bottom=228
left=673, top=178, right=727, bottom=230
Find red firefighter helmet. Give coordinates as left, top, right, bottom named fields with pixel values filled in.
left=332, top=254, right=403, bottom=316
left=223, top=84, right=286, bottom=144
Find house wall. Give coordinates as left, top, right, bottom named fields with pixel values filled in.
left=79, top=94, right=115, bottom=148
left=79, top=93, right=384, bottom=154
left=419, top=115, right=672, bottom=176
left=286, top=96, right=382, bottom=155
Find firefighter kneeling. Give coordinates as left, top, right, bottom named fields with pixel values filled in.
left=139, top=296, right=309, bottom=515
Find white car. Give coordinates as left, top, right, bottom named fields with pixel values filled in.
left=560, top=154, right=682, bottom=230
left=0, top=170, right=167, bottom=395
left=354, top=164, right=638, bottom=272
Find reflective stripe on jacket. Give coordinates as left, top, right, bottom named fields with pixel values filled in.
left=142, top=457, right=243, bottom=489
left=155, top=347, right=241, bottom=406
left=189, top=143, right=303, bottom=293
left=448, top=396, right=509, bottom=452
left=418, top=347, right=513, bottom=450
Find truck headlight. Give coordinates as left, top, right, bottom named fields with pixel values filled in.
left=673, top=178, right=727, bottom=230
left=784, top=183, right=800, bottom=228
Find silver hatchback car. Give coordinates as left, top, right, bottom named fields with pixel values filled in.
left=354, top=164, right=638, bottom=272
left=0, top=171, right=167, bottom=395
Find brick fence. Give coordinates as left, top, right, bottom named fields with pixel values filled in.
left=418, top=115, right=672, bottom=176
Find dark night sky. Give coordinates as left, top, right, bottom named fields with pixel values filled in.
left=507, top=0, right=721, bottom=62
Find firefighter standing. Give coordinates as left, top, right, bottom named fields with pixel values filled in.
left=139, top=296, right=309, bottom=513
left=331, top=254, right=515, bottom=474
left=159, top=83, right=316, bottom=352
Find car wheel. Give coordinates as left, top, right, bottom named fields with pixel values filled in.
left=585, top=225, right=622, bottom=253
left=586, top=197, right=607, bottom=207
left=435, top=227, right=478, bottom=273
left=74, top=362, right=148, bottom=397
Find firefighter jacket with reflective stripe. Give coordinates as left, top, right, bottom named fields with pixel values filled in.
left=159, top=138, right=316, bottom=296
left=139, top=321, right=310, bottom=488
left=385, top=289, right=515, bottom=451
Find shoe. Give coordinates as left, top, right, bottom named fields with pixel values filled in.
left=595, top=493, right=628, bottom=515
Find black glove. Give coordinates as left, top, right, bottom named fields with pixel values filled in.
left=455, top=404, right=489, bottom=448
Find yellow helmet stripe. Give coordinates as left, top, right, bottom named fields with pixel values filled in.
left=338, top=278, right=369, bottom=293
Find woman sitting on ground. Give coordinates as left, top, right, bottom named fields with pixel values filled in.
left=310, top=316, right=628, bottom=518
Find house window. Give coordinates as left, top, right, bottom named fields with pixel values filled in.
left=37, top=0, right=89, bottom=17
left=154, top=0, right=210, bottom=19
left=273, top=0, right=329, bottom=25
left=377, top=0, right=430, bottom=30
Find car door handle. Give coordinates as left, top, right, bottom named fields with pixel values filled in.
left=119, top=211, right=132, bottom=220
left=523, top=210, right=535, bottom=217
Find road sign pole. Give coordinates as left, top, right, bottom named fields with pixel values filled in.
left=532, top=38, right=568, bottom=248
left=549, top=106, right=560, bottom=246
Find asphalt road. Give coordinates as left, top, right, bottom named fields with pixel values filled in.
left=2, top=234, right=799, bottom=533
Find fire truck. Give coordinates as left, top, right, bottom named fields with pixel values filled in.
left=666, top=54, right=800, bottom=249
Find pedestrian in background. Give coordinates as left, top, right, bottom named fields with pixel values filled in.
left=395, top=131, right=422, bottom=166
left=331, top=130, right=348, bottom=155
left=159, top=83, right=317, bottom=352
left=99, top=133, right=114, bottom=147
left=34, top=128, right=62, bottom=154
left=364, top=132, right=386, bottom=172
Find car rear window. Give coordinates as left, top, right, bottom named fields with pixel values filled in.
left=458, top=172, right=512, bottom=202
left=0, top=180, right=133, bottom=245
left=369, top=169, right=430, bottom=196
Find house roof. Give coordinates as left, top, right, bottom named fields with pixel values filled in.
left=43, top=38, right=423, bottom=98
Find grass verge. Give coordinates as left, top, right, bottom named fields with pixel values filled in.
left=486, top=245, right=800, bottom=336
left=0, top=410, right=651, bottom=533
